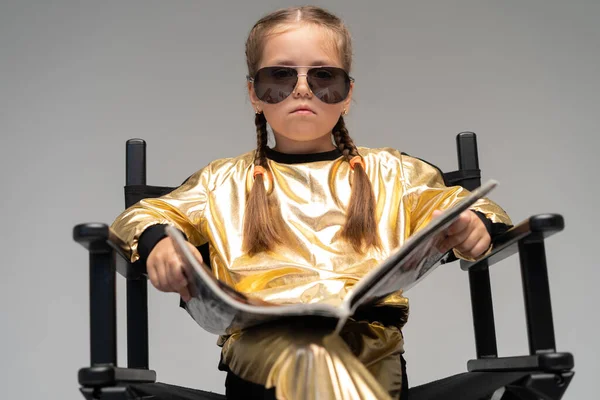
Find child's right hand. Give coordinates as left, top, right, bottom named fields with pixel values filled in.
left=146, top=237, right=203, bottom=302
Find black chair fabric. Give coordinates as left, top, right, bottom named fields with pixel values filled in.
left=126, top=370, right=531, bottom=400
left=409, top=371, right=531, bottom=400
left=130, top=383, right=226, bottom=400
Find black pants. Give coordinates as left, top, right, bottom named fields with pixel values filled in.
left=225, top=354, right=409, bottom=400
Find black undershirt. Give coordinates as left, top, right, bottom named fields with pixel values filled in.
left=264, top=146, right=342, bottom=163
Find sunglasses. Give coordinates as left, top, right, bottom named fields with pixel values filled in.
left=247, top=66, right=354, bottom=105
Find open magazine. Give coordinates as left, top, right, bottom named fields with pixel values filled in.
left=167, top=180, right=498, bottom=336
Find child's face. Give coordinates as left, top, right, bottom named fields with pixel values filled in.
left=249, top=24, right=353, bottom=152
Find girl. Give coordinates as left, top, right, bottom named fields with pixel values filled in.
left=111, top=6, right=512, bottom=400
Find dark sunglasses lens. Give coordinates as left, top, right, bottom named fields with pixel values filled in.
left=307, top=67, right=350, bottom=104
left=254, top=67, right=297, bottom=104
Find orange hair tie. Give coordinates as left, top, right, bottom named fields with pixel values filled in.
left=253, top=165, right=267, bottom=179
left=349, top=156, right=365, bottom=170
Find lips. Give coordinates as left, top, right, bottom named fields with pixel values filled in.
left=291, top=105, right=315, bottom=114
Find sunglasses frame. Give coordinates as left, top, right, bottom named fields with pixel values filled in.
left=247, top=65, right=355, bottom=104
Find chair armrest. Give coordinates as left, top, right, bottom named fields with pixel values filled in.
left=78, top=366, right=156, bottom=387
left=73, top=223, right=112, bottom=253
left=461, top=214, right=564, bottom=271
left=467, top=352, right=574, bottom=373
left=74, top=223, right=147, bottom=279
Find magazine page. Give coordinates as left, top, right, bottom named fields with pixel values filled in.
left=168, top=180, right=497, bottom=335
left=343, top=180, right=497, bottom=314
left=167, top=226, right=344, bottom=335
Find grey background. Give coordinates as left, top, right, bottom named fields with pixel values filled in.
left=1, top=0, right=598, bottom=398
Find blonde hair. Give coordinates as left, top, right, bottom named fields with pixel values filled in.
left=243, top=6, right=379, bottom=254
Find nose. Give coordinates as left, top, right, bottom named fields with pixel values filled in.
left=293, top=73, right=313, bottom=99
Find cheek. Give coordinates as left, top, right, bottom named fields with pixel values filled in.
left=261, top=107, right=285, bottom=132
left=321, top=104, right=344, bottom=123
left=314, top=105, right=344, bottom=132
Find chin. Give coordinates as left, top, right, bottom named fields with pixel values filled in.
left=275, top=122, right=328, bottom=141
left=281, top=129, right=328, bottom=142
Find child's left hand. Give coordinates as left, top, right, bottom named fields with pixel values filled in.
left=432, top=210, right=491, bottom=259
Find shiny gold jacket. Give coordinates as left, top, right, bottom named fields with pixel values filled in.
left=111, top=147, right=511, bottom=315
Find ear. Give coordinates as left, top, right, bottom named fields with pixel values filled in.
left=248, top=81, right=261, bottom=112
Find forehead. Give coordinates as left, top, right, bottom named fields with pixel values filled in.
left=259, top=24, right=342, bottom=68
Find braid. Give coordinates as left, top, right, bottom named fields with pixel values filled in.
left=255, top=113, right=269, bottom=167
left=332, top=116, right=380, bottom=251
left=332, top=117, right=359, bottom=160
left=243, top=113, right=288, bottom=255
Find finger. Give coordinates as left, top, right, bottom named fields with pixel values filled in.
left=435, top=225, right=453, bottom=252
left=167, top=257, right=188, bottom=290
left=147, top=262, right=159, bottom=290
left=173, top=262, right=189, bottom=287
left=435, top=242, right=446, bottom=253
left=184, top=242, right=204, bottom=263
left=193, top=249, right=204, bottom=265
left=454, top=230, right=481, bottom=254
left=437, top=235, right=455, bottom=253
left=156, top=260, right=174, bottom=292
left=180, top=286, right=191, bottom=302
left=443, top=226, right=471, bottom=251
left=446, top=211, right=471, bottom=235
left=470, top=236, right=491, bottom=258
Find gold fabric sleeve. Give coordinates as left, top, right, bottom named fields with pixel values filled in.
left=400, top=154, right=512, bottom=261
left=109, top=165, right=211, bottom=262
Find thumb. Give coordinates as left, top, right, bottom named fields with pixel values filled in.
left=193, top=249, right=204, bottom=264
left=432, top=209, right=443, bottom=219
left=185, top=242, right=204, bottom=264
left=180, top=286, right=191, bottom=302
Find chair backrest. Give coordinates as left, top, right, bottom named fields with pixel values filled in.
left=448, top=133, right=499, bottom=360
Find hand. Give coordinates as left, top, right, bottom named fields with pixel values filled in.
left=432, top=210, right=491, bottom=259
left=146, top=237, right=203, bottom=302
